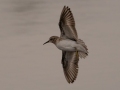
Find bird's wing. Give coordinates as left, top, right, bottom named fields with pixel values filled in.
left=61, top=51, right=79, bottom=83
left=59, top=6, right=78, bottom=41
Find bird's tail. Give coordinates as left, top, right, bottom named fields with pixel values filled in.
left=78, top=39, right=88, bottom=58
left=79, top=52, right=88, bottom=58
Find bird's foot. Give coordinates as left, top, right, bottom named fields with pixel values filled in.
left=75, top=47, right=79, bottom=57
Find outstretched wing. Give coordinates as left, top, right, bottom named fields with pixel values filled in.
left=61, top=51, right=79, bottom=83
left=59, top=6, right=78, bottom=41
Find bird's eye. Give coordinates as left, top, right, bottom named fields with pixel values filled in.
left=50, top=38, right=53, bottom=41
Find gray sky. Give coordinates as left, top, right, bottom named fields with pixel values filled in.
left=0, top=0, right=120, bottom=90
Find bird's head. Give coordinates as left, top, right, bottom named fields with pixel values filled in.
left=43, top=36, right=59, bottom=45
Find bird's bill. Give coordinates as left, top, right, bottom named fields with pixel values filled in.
left=43, top=40, right=49, bottom=45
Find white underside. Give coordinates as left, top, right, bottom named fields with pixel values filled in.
left=56, top=39, right=87, bottom=53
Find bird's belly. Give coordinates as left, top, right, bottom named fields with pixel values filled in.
left=57, top=46, right=75, bottom=51
left=56, top=39, right=87, bottom=53
left=56, top=40, right=76, bottom=51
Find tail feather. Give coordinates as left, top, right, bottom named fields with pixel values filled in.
left=78, top=39, right=88, bottom=58
left=79, top=52, right=88, bottom=58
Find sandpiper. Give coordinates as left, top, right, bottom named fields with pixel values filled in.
left=43, top=6, right=88, bottom=83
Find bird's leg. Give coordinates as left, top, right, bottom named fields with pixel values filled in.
left=75, top=47, right=79, bottom=57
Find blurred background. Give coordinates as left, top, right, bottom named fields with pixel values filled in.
left=0, top=0, right=120, bottom=90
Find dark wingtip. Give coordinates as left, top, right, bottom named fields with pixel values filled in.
left=63, top=5, right=70, bottom=9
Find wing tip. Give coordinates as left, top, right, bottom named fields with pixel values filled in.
left=63, top=5, right=70, bottom=10
left=63, top=66, right=78, bottom=84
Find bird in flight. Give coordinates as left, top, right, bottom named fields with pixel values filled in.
left=43, top=6, right=88, bottom=83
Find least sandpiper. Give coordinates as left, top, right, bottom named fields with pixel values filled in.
left=43, top=6, right=88, bottom=83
